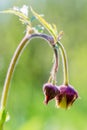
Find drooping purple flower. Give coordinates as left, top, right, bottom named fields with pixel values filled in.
left=55, top=85, right=78, bottom=109
left=43, top=83, right=60, bottom=104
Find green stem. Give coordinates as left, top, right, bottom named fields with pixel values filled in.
left=1, top=33, right=29, bottom=108
left=57, top=41, right=69, bottom=85
left=0, top=33, right=56, bottom=109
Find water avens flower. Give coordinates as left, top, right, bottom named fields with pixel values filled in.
left=55, top=85, right=78, bottom=109
left=43, top=83, right=60, bottom=104
left=0, top=5, right=79, bottom=129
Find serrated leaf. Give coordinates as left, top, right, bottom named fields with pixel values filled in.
left=31, top=7, right=58, bottom=42
left=0, top=8, right=31, bottom=26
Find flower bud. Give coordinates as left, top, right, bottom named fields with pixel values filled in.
left=55, top=85, right=78, bottom=109
left=43, top=83, right=60, bottom=104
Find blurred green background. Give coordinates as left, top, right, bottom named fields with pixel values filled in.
left=0, top=0, right=87, bottom=130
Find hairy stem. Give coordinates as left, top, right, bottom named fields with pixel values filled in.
left=48, top=46, right=58, bottom=84
left=1, top=33, right=56, bottom=108
left=53, top=46, right=58, bottom=74
left=57, top=41, right=69, bottom=85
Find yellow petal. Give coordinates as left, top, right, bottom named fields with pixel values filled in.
left=59, top=95, right=67, bottom=109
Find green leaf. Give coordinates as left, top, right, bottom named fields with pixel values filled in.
left=58, top=31, right=63, bottom=41
left=0, top=6, right=31, bottom=27
left=35, top=25, right=44, bottom=33
left=30, top=14, right=44, bottom=22
left=31, top=7, right=58, bottom=42
left=0, top=108, right=7, bottom=129
left=0, top=108, right=10, bottom=124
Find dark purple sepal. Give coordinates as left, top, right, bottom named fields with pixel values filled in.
left=55, top=84, right=78, bottom=109
left=43, top=83, right=60, bottom=104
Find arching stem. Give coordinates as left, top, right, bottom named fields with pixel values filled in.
left=0, top=33, right=56, bottom=109
left=1, top=33, right=29, bottom=108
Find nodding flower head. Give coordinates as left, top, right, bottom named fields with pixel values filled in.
left=55, top=85, right=78, bottom=109
left=43, top=83, right=60, bottom=104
